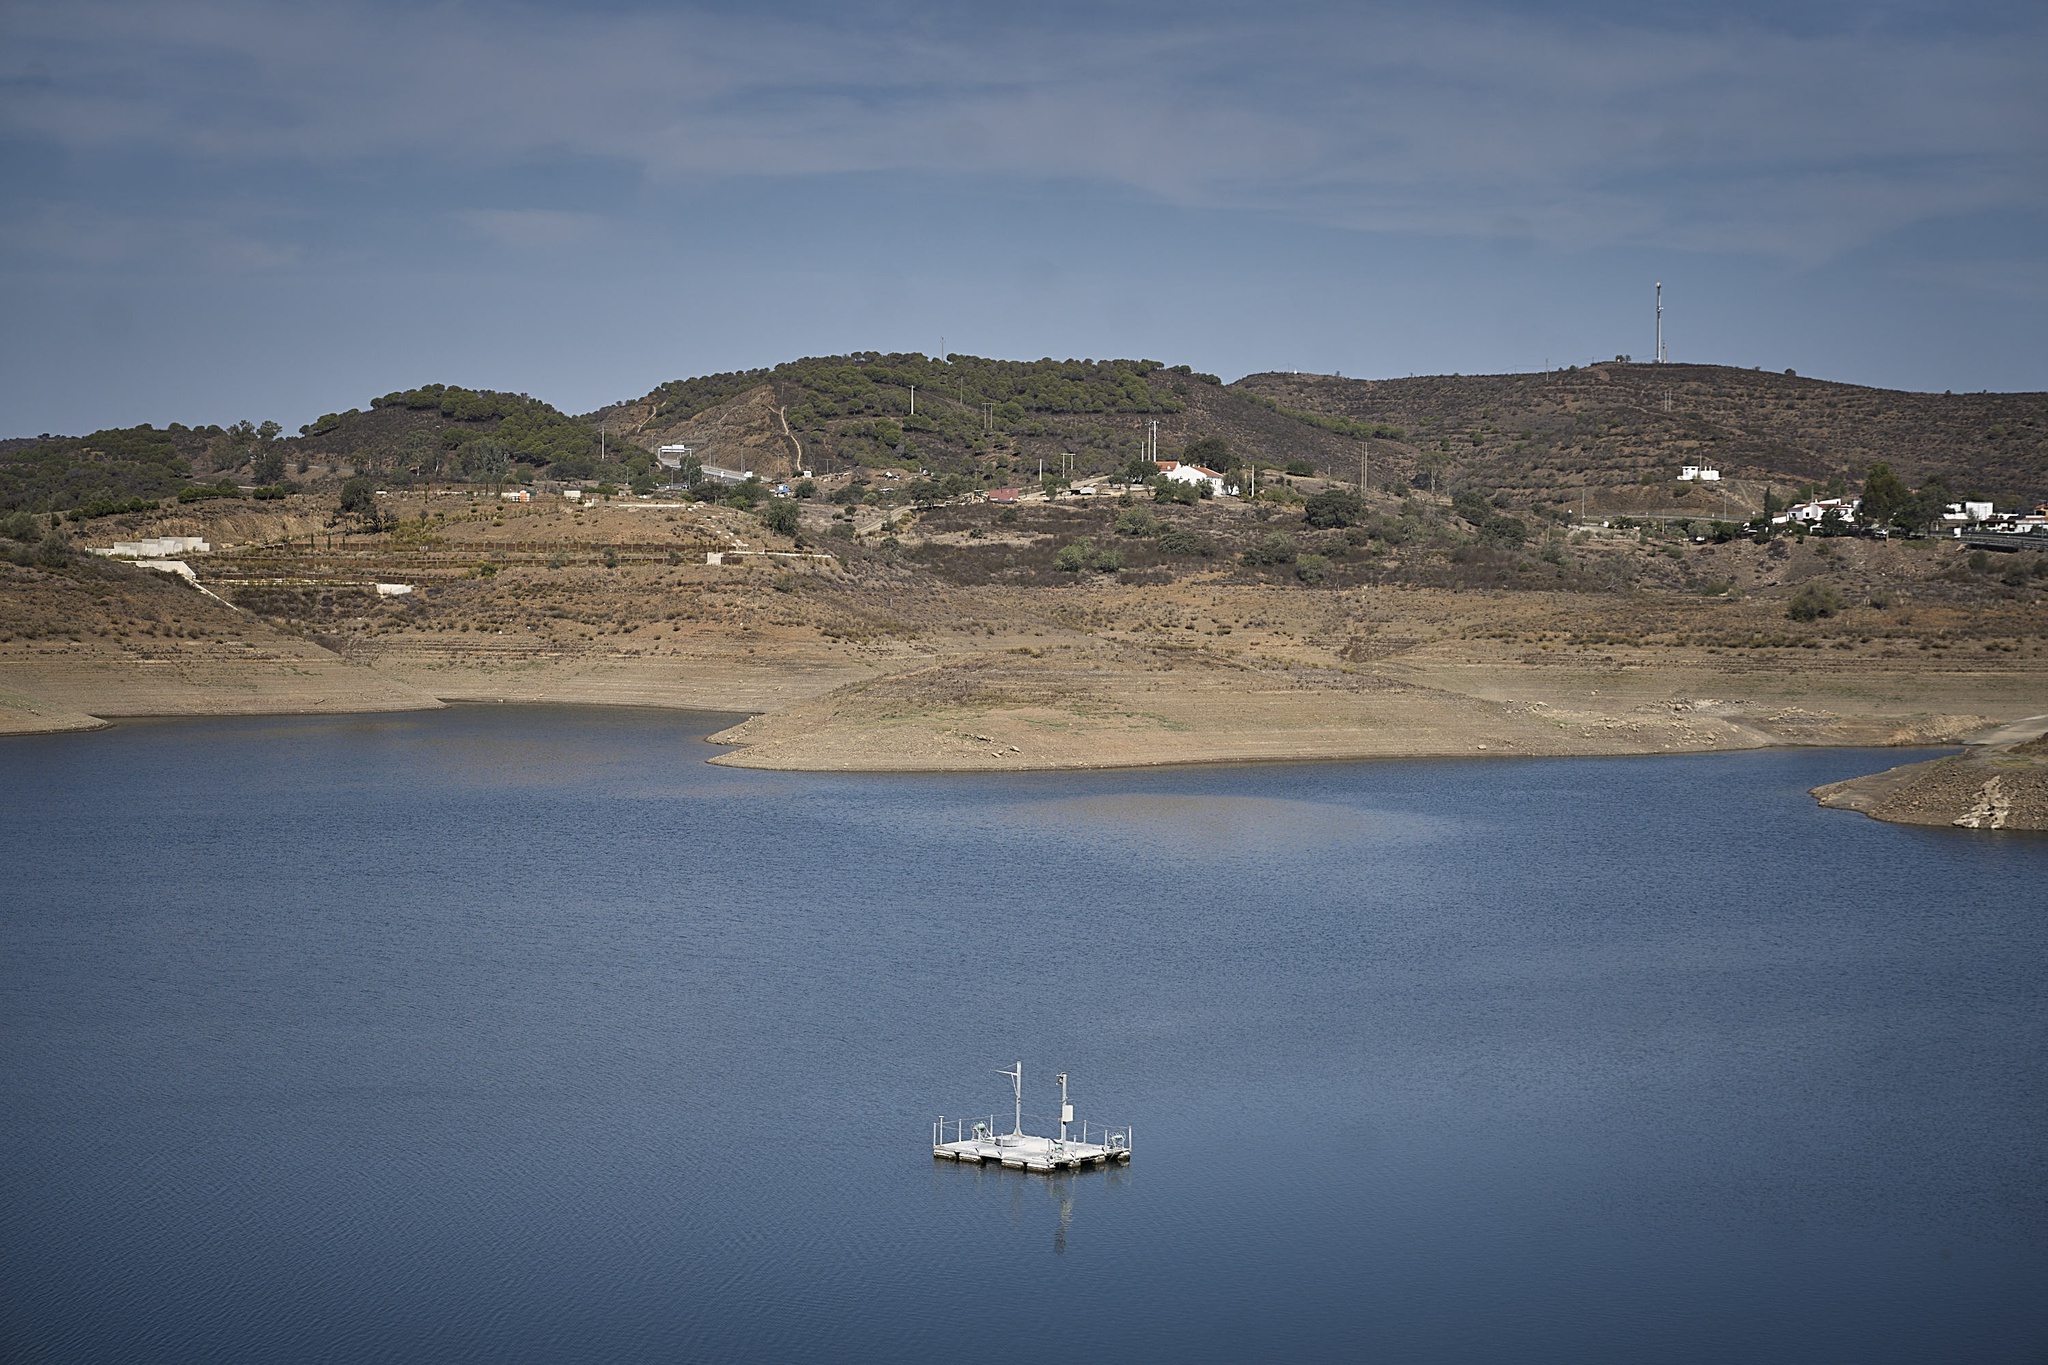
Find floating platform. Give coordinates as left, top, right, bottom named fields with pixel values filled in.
left=933, top=1129, right=1130, bottom=1172
left=933, top=1064, right=1130, bottom=1173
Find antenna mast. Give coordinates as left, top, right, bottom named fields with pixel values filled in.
left=997, top=1062, right=1023, bottom=1135
left=1655, top=282, right=1665, bottom=364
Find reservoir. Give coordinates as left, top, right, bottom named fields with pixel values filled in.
left=2, top=706, right=2043, bottom=1362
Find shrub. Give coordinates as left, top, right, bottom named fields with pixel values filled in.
left=2, top=511, right=43, bottom=541
left=1243, top=531, right=1297, bottom=565
left=1156, top=528, right=1213, bottom=557
left=1054, top=539, right=1095, bottom=572
left=1303, top=489, right=1363, bottom=528
left=792, top=479, right=817, bottom=499
left=1787, top=583, right=1843, bottom=621
left=1152, top=478, right=1200, bottom=506
left=1284, top=459, right=1315, bottom=476
left=1114, top=508, right=1160, bottom=537
left=1481, top=516, right=1527, bottom=546
left=1092, top=546, right=1124, bottom=573
left=1295, top=553, right=1330, bottom=584
left=759, top=500, right=800, bottom=537
left=23, top=530, right=70, bottom=566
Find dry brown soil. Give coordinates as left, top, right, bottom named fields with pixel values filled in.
left=6, top=493, right=2044, bottom=835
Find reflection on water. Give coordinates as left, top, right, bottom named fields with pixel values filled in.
left=928, top=1159, right=1130, bottom=1256
left=3, top=706, right=2045, bottom=1364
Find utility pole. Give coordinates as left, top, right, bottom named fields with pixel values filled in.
left=908, top=385, right=915, bottom=416
left=1655, top=282, right=1665, bottom=364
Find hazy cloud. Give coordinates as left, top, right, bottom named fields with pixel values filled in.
left=4, top=0, right=2042, bottom=261
left=455, top=209, right=606, bottom=250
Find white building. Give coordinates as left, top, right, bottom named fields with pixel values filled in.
left=1154, top=460, right=1229, bottom=496
left=93, top=537, right=210, bottom=558
left=657, top=444, right=693, bottom=468
left=1773, top=497, right=1860, bottom=526
left=1942, top=501, right=1996, bottom=524
left=1678, top=465, right=1721, bottom=482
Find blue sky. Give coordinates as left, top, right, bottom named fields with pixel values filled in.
left=3, top=0, right=2044, bottom=434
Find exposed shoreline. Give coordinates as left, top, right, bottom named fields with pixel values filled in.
left=6, top=631, right=2034, bottom=805
left=8, top=562, right=2043, bottom=830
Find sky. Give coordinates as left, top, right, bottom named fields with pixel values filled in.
left=3, top=0, right=2045, bottom=435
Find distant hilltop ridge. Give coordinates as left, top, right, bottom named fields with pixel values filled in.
left=3, top=355, right=2042, bottom=516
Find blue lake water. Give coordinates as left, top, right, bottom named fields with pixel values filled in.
left=2, top=705, right=2044, bottom=1362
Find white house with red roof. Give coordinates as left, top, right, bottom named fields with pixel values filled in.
left=1154, top=460, right=1229, bottom=496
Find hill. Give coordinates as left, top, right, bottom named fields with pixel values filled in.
left=1239, top=363, right=2048, bottom=508
left=587, top=353, right=1397, bottom=488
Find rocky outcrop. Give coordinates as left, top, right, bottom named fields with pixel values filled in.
left=1812, top=728, right=2048, bottom=831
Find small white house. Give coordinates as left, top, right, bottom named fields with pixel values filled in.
left=500, top=489, right=530, bottom=502
left=1154, top=460, right=1228, bottom=496
left=1678, top=465, right=1721, bottom=482
left=1773, top=497, right=1860, bottom=526
left=657, top=444, right=693, bottom=468
left=1943, top=501, right=1996, bottom=524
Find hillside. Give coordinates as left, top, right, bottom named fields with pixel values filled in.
left=13, top=357, right=2039, bottom=528
left=0, top=386, right=610, bottom=518
left=1240, top=363, right=2048, bottom=509
left=587, top=353, right=1398, bottom=488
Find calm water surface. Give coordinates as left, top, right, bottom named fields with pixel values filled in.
left=2, top=706, right=2044, bottom=1362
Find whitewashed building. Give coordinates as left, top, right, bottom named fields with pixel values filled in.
left=92, top=537, right=210, bottom=558
left=1154, top=460, right=1229, bottom=496
left=1773, top=497, right=1860, bottom=526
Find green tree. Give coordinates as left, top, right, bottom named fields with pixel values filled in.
left=1414, top=449, right=1451, bottom=493
left=759, top=500, right=800, bottom=537
left=462, top=439, right=512, bottom=487
left=1303, top=489, right=1363, bottom=528
left=1182, top=436, right=1234, bottom=471
left=1482, top=516, right=1528, bottom=546
left=338, top=476, right=380, bottom=527
left=253, top=450, right=286, bottom=485
left=1858, top=463, right=1911, bottom=527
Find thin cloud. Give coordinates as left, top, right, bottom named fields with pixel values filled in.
left=456, top=209, right=606, bottom=250
left=2, top=0, right=2043, bottom=261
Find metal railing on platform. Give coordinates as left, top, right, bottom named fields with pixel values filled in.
left=932, top=1115, right=1131, bottom=1153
